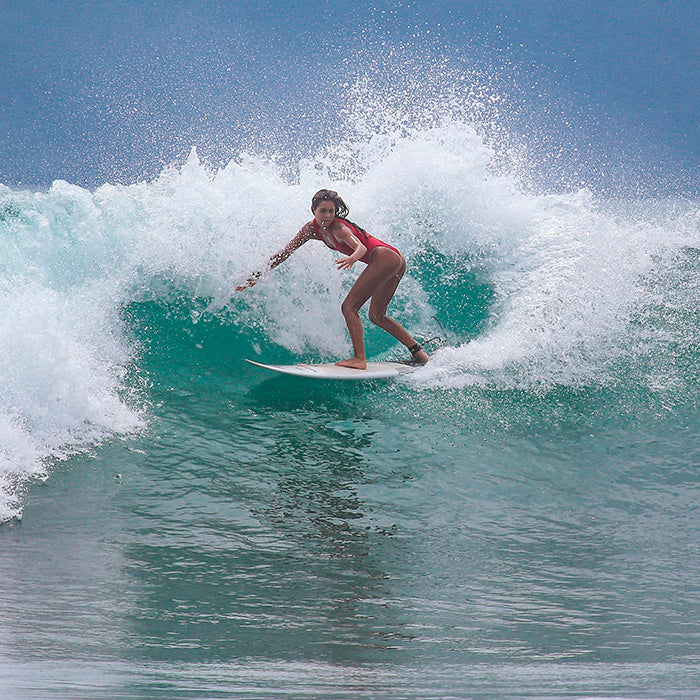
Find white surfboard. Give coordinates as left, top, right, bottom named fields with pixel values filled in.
left=246, top=358, right=417, bottom=380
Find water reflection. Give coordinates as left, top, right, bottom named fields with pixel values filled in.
left=121, top=383, right=415, bottom=665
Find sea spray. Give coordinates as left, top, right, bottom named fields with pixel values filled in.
left=416, top=189, right=699, bottom=390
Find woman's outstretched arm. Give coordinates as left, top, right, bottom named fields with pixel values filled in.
left=235, top=223, right=315, bottom=291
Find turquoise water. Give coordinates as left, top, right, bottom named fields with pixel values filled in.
left=0, top=121, right=699, bottom=698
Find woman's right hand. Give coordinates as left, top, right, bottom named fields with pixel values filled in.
left=235, top=272, right=261, bottom=291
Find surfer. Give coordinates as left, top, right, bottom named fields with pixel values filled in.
left=236, top=189, right=429, bottom=369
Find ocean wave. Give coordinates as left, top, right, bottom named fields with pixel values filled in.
left=0, top=114, right=698, bottom=520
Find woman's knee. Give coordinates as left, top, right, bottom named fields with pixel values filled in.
left=368, top=307, right=388, bottom=327
left=341, top=298, right=360, bottom=318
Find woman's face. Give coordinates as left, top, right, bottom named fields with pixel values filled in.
left=313, top=200, right=336, bottom=228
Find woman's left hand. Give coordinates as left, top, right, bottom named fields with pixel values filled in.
left=335, top=256, right=356, bottom=270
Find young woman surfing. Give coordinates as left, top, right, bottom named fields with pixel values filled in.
left=236, top=189, right=429, bottom=369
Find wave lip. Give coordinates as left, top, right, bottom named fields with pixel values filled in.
left=0, top=181, right=147, bottom=521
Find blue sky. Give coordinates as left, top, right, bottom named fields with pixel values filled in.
left=1, top=0, right=697, bottom=194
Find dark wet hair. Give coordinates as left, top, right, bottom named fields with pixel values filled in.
left=311, top=189, right=350, bottom=219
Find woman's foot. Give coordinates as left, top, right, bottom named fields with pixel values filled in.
left=336, top=357, right=367, bottom=370
left=408, top=343, right=429, bottom=364
left=411, top=348, right=429, bottom=364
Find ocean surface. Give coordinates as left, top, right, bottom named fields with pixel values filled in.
left=1, top=115, right=699, bottom=699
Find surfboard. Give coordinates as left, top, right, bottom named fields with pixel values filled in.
left=246, top=358, right=417, bottom=380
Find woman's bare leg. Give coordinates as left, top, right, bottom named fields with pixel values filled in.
left=368, top=254, right=429, bottom=363
left=337, top=248, right=428, bottom=368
